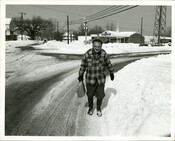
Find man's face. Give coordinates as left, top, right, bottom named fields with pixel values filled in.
left=93, top=41, right=102, bottom=53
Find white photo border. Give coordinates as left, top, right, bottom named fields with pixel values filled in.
left=0, top=0, right=174, bottom=141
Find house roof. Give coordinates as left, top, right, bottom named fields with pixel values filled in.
left=100, top=30, right=137, bottom=37
left=63, top=32, right=74, bottom=36
left=6, top=18, right=11, bottom=25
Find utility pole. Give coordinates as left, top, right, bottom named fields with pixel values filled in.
left=140, top=17, right=143, bottom=45
left=153, top=6, right=167, bottom=46
left=56, top=21, right=59, bottom=41
left=83, top=18, right=88, bottom=43
left=57, top=21, right=59, bottom=32
left=67, top=15, right=69, bottom=44
left=158, top=6, right=162, bottom=45
left=70, top=34, right=72, bottom=42
left=84, top=22, right=88, bottom=42
left=18, top=12, right=26, bottom=40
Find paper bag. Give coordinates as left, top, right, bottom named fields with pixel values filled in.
left=76, top=81, right=86, bottom=98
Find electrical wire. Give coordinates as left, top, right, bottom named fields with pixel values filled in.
left=70, top=5, right=117, bottom=24
left=86, top=5, right=118, bottom=19
left=70, top=6, right=118, bottom=24
left=32, top=5, right=87, bottom=17
left=86, top=6, right=134, bottom=22
left=73, top=6, right=127, bottom=24
left=59, top=22, right=67, bottom=30
left=86, top=5, right=126, bottom=19
left=70, top=5, right=138, bottom=25
left=85, top=5, right=139, bottom=23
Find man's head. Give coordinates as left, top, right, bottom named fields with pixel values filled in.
left=92, top=39, right=103, bottom=53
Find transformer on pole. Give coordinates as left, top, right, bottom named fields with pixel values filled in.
left=153, top=6, right=167, bottom=46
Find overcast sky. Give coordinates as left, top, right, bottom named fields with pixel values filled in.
left=6, top=5, right=171, bottom=36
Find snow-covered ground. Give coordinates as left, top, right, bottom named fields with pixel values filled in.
left=86, top=54, right=171, bottom=137
left=4, top=40, right=172, bottom=137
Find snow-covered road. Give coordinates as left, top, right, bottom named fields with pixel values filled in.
left=5, top=55, right=139, bottom=135
left=5, top=41, right=171, bottom=137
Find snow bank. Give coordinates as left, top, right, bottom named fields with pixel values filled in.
left=33, top=40, right=91, bottom=54
left=103, top=54, right=171, bottom=136
left=6, top=40, right=38, bottom=55
left=6, top=40, right=37, bottom=49
left=32, top=40, right=171, bottom=54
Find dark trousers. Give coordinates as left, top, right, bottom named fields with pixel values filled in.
left=86, top=82, right=105, bottom=110
left=88, top=97, right=102, bottom=111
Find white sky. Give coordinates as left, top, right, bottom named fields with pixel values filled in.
left=6, top=5, right=172, bottom=36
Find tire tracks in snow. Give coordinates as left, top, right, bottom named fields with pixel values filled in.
left=5, top=65, right=79, bottom=135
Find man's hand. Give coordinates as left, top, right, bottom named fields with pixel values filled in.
left=78, top=75, right=83, bottom=82
left=110, top=73, right=114, bottom=81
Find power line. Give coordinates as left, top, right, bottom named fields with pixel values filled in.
left=60, top=22, right=67, bottom=30
left=12, top=6, right=23, bottom=12
left=7, top=11, right=17, bottom=17
left=33, top=5, right=87, bottom=18
left=70, top=6, right=128, bottom=24
left=86, top=6, right=137, bottom=23
left=71, top=6, right=125, bottom=24
left=86, top=6, right=118, bottom=19
left=86, top=5, right=127, bottom=20
left=70, top=6, right=119, bottom=24
left=70, top=5, right=138, bottom=24
left=62, top=6, right=152, bottom=32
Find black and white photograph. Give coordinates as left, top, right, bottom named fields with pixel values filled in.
left=0, top=0, right=175, bottom=140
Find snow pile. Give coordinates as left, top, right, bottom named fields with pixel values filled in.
left=103, top=43, right=171, bottom=54
left=103, top=54, right=171, bottom=136
left=6, top=40, right=171, bottom=55
left=32, top=40, right=171, bottom=54
left=33, top=40, right=91, bottom=54
left=6, top=40, right=38, bottom=66
left=6, top=40, right=37, bottom=52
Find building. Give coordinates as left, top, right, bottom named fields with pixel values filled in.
left=144, top=36, right=154, bottom=44
left=6, top=18, right=11, bottom=36
left=78, top=36, right=91, bottom=42
left=6, top=18, right=18, bottom=41
left=160, top=37, right=171, bottom=43
left=91, top=30, right=145, bottom=44
left=17, top=35, right=30, bottom=40
left=62, top=32, right=75, bottom=41
left=144, top=36, right=171, bottom=45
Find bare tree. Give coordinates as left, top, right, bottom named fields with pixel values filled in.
left=105, top=22, right=116, bottom=31
left=88, top=25, right=104, bottom=35
left=10, top=16, right=55, bottom=40
left=77, top=23, right=85, bottom=36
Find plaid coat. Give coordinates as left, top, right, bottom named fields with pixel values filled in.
left=79, top=48, right=114, bottom=85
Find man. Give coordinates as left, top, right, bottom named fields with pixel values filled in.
left=78, top=38, right=114, bottom=117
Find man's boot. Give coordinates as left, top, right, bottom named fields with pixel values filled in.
left=87, top=97, right=93, bottom=115
left=97, top=99, right=102, bottom=117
